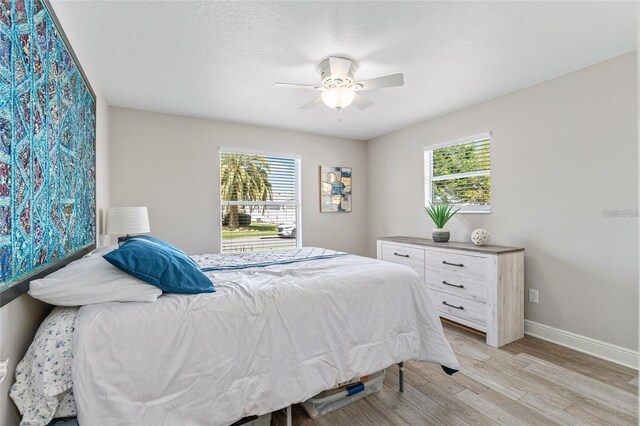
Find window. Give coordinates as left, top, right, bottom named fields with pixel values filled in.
left=220, top=150, right=300, bottom=253
left=424, top=133, right=491, bottom=213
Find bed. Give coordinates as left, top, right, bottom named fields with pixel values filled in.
left=12, top=247, right=459, bottom=426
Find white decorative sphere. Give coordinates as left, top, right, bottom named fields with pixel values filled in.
left=471, top=229, right=490, bottom=246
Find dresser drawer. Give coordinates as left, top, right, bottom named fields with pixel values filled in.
left=380, top=243, right=425, bottom=269
left=425, top=269, right=487, bottom=303
left=424, top=249, right=488, bottom=281
left=427, top=288, right=487, bottom=328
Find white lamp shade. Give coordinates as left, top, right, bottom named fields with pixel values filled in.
left=321, top=87, right=355, bottom=109
left=105, top=207, right=150, bottom=235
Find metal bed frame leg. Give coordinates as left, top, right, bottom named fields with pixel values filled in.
left=286, top=405, right=292, bottom=426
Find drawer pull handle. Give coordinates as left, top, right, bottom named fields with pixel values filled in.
left=442, top=260, right=464, bottom=267
left=442, top=301, right=464, bottom=310
left=394, top=252, right=410, bottom=258
left=442, top=280, right=464, bottom=289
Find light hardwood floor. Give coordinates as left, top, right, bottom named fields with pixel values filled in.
left=272, top=323, right=638, bottom=425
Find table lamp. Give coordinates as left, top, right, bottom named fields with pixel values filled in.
left=105, top=207, right=150, bottom=243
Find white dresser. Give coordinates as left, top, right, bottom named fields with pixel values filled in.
left=377, top=236, right=524, bottom=348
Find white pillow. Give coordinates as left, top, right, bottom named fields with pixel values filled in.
left=29, top=255, right=162, bottom=306
left=88, top=244, right=118, bottom=256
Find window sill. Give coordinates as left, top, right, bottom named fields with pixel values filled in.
left=458, top=210, right=491, bottom=214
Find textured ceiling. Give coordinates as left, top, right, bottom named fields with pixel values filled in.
left=50, top=1, right=636, bottom=141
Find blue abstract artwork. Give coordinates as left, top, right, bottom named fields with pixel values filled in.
left=0, top=0, right=96, bottom=293
left=320, top=166, right=352, bottom=212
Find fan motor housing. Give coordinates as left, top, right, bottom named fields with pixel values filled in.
left=319, top=57, right=357, bottom=89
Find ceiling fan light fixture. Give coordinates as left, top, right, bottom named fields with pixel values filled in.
left=321, top=87, right=355, bottom=109
left=276, top=56, right=404, bottom=112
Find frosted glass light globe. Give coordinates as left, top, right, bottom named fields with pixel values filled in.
left=321, top=87, right=356, bottom=109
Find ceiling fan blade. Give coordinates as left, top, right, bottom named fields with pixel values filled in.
left=329, top=57, right=352, bottom=82
left=355, top=73, right=404, bottom=91
left=275, top=82, right=321, bottom=90
left=300, top=97, right=323, bottom=109
left=352, top=94, right=374, bottom=110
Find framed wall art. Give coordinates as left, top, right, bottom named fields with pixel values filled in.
left=320, top=166, right=351, bottom=213
left=0, top=0, right=97, bottom=306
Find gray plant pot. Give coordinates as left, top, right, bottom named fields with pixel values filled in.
left=432, top=228, right=450, bottom=243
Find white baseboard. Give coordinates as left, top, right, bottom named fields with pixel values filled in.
left=524, top=320, right=639, bottom=370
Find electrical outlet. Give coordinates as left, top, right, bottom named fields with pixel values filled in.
left=528, top=289, right=539, bottom=304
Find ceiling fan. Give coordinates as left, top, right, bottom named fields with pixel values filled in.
left=275, top=56, right=404, bottom=111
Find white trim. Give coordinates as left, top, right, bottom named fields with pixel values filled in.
left=524, top=320, right=639, bottom=370
left=295, top=156, right=302, bottom=248
left=222, top=201, right=297, bottom=207
left=220, top=146, right=302, bottom=159
left=457, top=205, right=490, bottom=213
left=423, top=131, right=492, bottom=151
left=424, top=149, right=432, bottom=209
left=216, top=148, right=223, bottom=253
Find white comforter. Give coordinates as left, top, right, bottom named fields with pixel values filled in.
left=73, top=253, right=459, bottom=425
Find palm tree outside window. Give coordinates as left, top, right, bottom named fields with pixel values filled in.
left=220, top=150, right=300, bottom=253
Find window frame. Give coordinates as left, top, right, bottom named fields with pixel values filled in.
left=424, top=132, right=492, bottom=214
left=218, top=147, right=302, bottom=252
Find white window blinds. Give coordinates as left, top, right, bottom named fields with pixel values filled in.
left=424, top=133, right=491, bottom=212
left=220, top=150, right=300, bottom=252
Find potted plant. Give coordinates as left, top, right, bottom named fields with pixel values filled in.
left=425, top=202, right=459, bottom=243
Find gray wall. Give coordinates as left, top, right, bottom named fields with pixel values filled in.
left=109, top=107, right=368, bottom=256
left=365, top=52, right=638, bottom=351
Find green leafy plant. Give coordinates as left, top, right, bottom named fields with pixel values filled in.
left=425, top=202, right=460, bottom=228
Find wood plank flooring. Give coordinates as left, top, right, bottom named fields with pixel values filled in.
left=272, top=323, right=638, bottom=425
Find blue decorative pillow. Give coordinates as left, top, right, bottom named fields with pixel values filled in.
left=130, top=235, right=199, bottom=267
left=132, top=234, right=185, bottom=252
left=104, top=237, right=215, bottom=294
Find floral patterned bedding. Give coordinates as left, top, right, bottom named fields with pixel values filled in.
left=10, top=307, right=78, bottom=426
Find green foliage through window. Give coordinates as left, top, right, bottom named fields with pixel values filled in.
left=425, top=137, right=491, bottom=210
left=432, top=176, right=491, bottom=206
left=432, top=140, right=490, bottom=177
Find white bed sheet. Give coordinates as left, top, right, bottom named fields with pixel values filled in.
left=73, top=253, right=459, bottom=425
